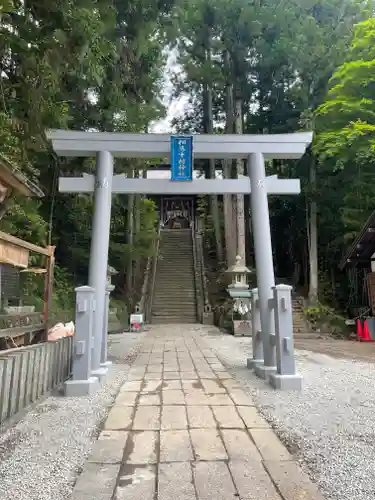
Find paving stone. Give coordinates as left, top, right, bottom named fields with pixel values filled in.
left=158, top=462, right=196, bottom=500
left=149, top=358, right=163, bottom=365
left=221, top=429, right=262, bottom=461
left=193, top=461, right=236, bottom=500
left=221, top=379, right=242, bottom=390
left=114, top=464, right=156, bottom=500
left=208, top=362, right=224, bottom=369
left=237, top=405, right=270, bottom=428
left=196, top=371, right=215, bottom=379
left=201, top=379, right=226, bottom=394
left=180, top=371, right=198, bottom=379
left=160, top=430, right=194, bottom=462
left=71, top=463, right=120, bottom=500
left=133, top=361, right=149, bottom=368
left=214, top=371, right=232, bottom=379
left=179, top=364, right=195, bottom=371
left=142, top=380, right=163, bottom=393
left=187, top=405, right=216, bottom=429
left=138, top=394, right=161, bottom=405
left=185, top=390, right=209, bottom=406
left=263, top=460, right=326, bottom=500
left=163, top=365, right=179, bottom=372
left=163, top=371, right=181, bottom=380
left=115, top=392, right=138, bottom=406
left=128, top=368, right=146, bottom=376
left=136, top=355, right=150, bottom=362
left=229, top=389, right=254, bottom=406
left=147, top=365, right=163, bottom=373
left=120, top=381, right=142, bottom=392
left=127, top=373, right=144, bottom=381
left=206, top=394, right=234, bottom=406
left=190, top=429, right=227, bottom=460
left=161, top=380, right=182, bottom=390
left=182, top=379, right=203, bottom=391
left=194, top=363, right=210, bottom=371
left=229, top=460, right=282, bottom=500
left=212, top=406, right=245, bottom=428
left=105, top=406, right=134, bottom=431
left=161, top=405, right=188, bottom=430
left=250, top=428, right=291, bottom=461
left=132, top=406, right=161, bottom=430
left=123, top=431, right=158, bottom=464
left=88, top=431, right=128, bottom=464
left=162, top=389, right=185, bottom=405
left=144, top=373, right=162, bottom=381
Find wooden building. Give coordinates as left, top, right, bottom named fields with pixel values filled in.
left=340, top=210, right=375, bottom=316
left=0, top=156, right=44, bottom=309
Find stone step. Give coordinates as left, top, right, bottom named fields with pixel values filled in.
left=153, top=304, right=196, bottom=310
left=153, top=288, right=195, bottom=292
left=155, top=281, right=195, bottom=286
left=153, top=297, right=196, bottom=303
left=151, top=317, right=197, bottom=324
left=152, top=301, right=195, bottom=311
left=152, top=312, right=197, bottom=318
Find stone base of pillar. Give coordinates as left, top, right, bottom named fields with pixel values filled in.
left=91, top=367, right=108, bottom=383
left=269, top=373, right=302, bottom=390
left=247, top=358, right=263, bottom=370
left=65, top=377, right=100, bottom=397
left=255, top=364, right=276, bottom=380
left=100, top=361, right=112, bottom=368
left=203, top=312, right=214, bottom=325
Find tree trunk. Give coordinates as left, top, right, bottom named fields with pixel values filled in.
left=134, top=168, right=141, bottom=288
left=202, top=38, right=224, bottom=264
left=126, top=170, right=134, bottom=301
left=223, top=51, right=237, bottom=267
left=234, top=96, right=246, bottom=263
left=205, top=84, right=224, bottom=263
left=308, top=156, right=318, bottom=304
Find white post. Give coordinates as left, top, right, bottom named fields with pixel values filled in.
left=248, top=153, right=277, bottom=379
left=89, top=151, right=113, bottom=382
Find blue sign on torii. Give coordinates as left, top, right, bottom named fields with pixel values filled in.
left=170, top=135, right=193, bottom=181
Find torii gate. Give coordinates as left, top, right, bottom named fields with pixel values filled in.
left=47, top=130, right=312, bottom=381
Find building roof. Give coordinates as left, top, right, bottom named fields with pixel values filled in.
left=340, top=210, right=375, bottom=269
left=0, top=155, right=44, bottom=197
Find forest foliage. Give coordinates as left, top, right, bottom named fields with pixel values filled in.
left=0, top=0, right=374, bottom=315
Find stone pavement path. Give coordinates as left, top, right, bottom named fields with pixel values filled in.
left=71, top=325, right=325, bottom=500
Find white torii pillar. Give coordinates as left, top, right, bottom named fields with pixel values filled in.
left=47, top=130, right=313, bottom=381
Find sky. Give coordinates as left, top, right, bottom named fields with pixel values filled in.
left=149, top=48, right=190, bottom=134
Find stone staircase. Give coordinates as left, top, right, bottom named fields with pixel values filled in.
left=292, top=296, right=321, bottom=339
left=151, top=229, right=197, bottom=324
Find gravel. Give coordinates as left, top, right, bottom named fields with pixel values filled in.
left=0, top=331, right=144, bottom=500
left=201, top=328, right=375, bottom=500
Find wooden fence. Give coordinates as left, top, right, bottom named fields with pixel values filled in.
left=0, top=311, right=46, bottom=348
left=0, top=336, right=73, bottom=425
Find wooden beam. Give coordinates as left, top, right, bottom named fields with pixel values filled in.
left=0, top=231, right=50, bottom=256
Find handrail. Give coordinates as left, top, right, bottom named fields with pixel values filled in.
left=145, top=225, right=161, bottom=322
left=192, top=223, right=204, bottom=322
left=196, top=232, right=210, bottom=308
left=137, top=245, right=153, bottom=317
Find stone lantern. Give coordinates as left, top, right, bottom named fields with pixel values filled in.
left=226, top=255, right=252, bottom=336
left=106, top=265, right=118, bottom=287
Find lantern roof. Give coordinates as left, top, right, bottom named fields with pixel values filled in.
left=226, top=255, right=251, bottom=275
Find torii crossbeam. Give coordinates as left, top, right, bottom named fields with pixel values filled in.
left=59, top=174, right=300, bottom=195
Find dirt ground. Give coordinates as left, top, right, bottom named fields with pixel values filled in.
left=295, top=337, right=375, bottom=362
